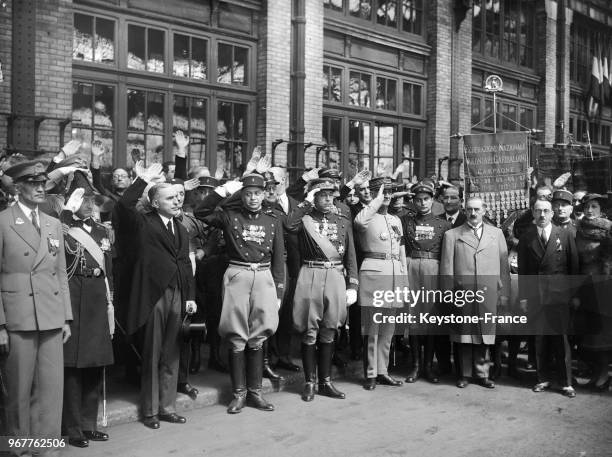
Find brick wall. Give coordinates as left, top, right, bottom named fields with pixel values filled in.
left=425, top=0, right=452, bottom=177
left=536, top=0, right=558, bottom=146
left=0, top=2, right=12, bottom=153
left=35, top=0, right=73, bottom=153
left=256, top=0, right=291, bottom=166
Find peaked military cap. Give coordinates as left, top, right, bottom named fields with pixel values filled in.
left=198, top=176, right=218, bottom=188
left=410, top=180, right=435, bottom=196
left=4, top=160, right=48, bottom=183
left=241, top=173, right=265, bottom=189
left=306, top=178, right=336, bottom=193
left=551, top=189, right=573, bottom=204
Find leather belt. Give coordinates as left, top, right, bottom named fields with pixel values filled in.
left=362, top=252, right=400, bottom=261
left=303, top=260, right=343, bottom=269
left=74, top=267, right=103, bottom=277
left=409, top=251, right=439, bottom=260
left=229, top=260, right=271, bottom=271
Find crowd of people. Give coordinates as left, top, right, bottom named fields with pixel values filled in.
left=0, top=131, right=611, bottom=453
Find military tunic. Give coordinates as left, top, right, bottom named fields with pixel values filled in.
left=60, top=210, right=114, bottom=440
left=354, top=203, right=408, bottom=378
left=401, top=212, right=451, bottom=333
left=287, top=202, right=358, bottom=343
left=199, top=204, right=285, bottom=351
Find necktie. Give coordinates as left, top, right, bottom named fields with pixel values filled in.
left=472, top=226, right=480, bottom=239
left=167, top=220, right=178, bottom=247
left=540, top=229, right=548, bottom=245
left=31, top=210, right=40, bottom=235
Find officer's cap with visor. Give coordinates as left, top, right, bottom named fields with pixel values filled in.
left=551, top=189, right=573, bottom=205
left=241, top=173, right=266, bottom=189
left=4, top=161, right=48, bottom=183
left=410, top=180, right=435, bottom=196
left=306, top=178, right=336, bottom=194
left=368, top=176, right=394, bottom=194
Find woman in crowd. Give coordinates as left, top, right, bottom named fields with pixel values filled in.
left=575, top=194, right=612, bottom=391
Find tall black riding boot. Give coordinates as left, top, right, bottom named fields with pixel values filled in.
left=262, top=341, right=284, bottom=381
left=246, top=346, right=274, bottom=411
left=423, top=336, right=440, bottom=384
left=318, top=342, right=345, bottom=399
left=227, top=350, right=246, bottom=414
left=405, top=336, right=421, bottom=383
left=301, top=344, right=317, bottom=402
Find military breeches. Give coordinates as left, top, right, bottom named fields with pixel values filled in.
left=293, top=266, right=347, bottom=342
left=219, top=265, right=279, bottom=352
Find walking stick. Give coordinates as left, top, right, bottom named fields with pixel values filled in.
left=102, top=367, right=108, bottom=427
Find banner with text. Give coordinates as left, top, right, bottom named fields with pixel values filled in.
left=463, top=132, right=530, bottom=225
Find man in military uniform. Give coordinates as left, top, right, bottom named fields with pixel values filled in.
left=552, top=189, right=576, bottom=237
left=195, top=174, right=284, bottom=414
left=401, top=181, right=452, bottom=384
left=60, top=175, right=114, bottom=447
left=286, top=178, right=358, bottom=402
left=0, top=161, right=72, bottom=452
left=354, top=177, right=407, bottom=390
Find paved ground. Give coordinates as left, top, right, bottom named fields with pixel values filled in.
left=63, top=368, right=612, bottom=457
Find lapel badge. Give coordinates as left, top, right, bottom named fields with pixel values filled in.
left=15, top=217, right=24, bottom=225
left=555, top=237, right=562, bottom=251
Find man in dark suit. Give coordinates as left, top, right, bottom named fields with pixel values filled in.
left=267, top=166, right=302, bottom=372
left=115, top=162, right=196, bottom=429
left=0, top=161, right=72, bottom=452
left=441, top=185, right=467, bottom=228
left=518, top=198, right=579, bottom=398
left=338, top=170, right=372, bottom=360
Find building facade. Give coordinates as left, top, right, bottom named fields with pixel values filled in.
left=0, top=0, right=611, bottom=187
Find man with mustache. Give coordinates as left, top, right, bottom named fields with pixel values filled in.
left=440, top=196, right=510, bottom=389
left=287, top=178, right=358, bottom=402
left=355, top=177, right=407, bottom=390
left=518, top=198, right=579, bottom=397
left=0, top=161, right=72, bottom=454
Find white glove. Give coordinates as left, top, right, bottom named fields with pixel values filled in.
left=255, top=155, right=271, bottom=174
left=277, top=298, right=282, bottom=309
left=224, top=180, right=243, bottom=195
left=305, top=188, right=320, bottom=204
left=186, top=300, right=197, bottom=315
left=244, top=146, right=262, bottom=175
left=62, top=139, right=82, bottom=157
left=346, top=289, right=357, bottom=306
left=65, top=188, right=85, bottom=213
left=302, top=168, right=320, bottom=183
left=214, top=168, right=224, bottom=180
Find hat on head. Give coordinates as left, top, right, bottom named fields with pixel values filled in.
left=197, top=176, right=218, bottom=188
left=551, top=189, right=573, bottom=204
left=319, top=168, right=342, bottom=180
left=306, top=178, right=336, bottom=193
left=410, top=180, right=435, bottom=196
left=4, top=160, right=48, bottom=183
left=241, top=173, right=265, bottom=189
left=369, top=176, right=394, bottom=193
left=581, top=193, right=607, bottom=206
left=65, top=170, right=114, bottom=212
